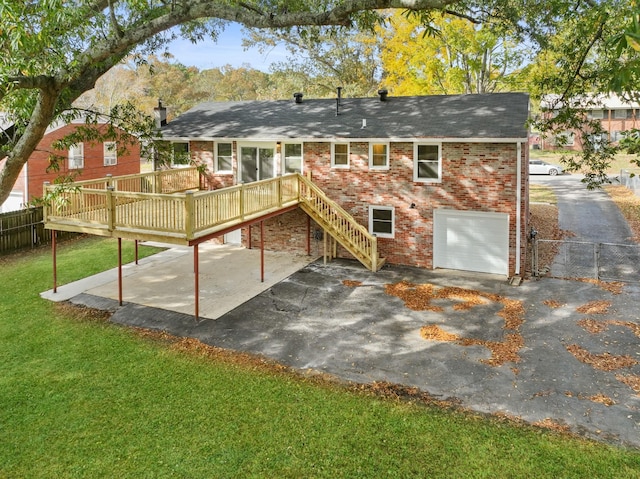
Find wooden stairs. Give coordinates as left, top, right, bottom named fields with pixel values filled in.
left=297, top=174, right=385, bottom=272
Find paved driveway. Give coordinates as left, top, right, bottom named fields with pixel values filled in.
left=531, top=174, right=636, bottom=244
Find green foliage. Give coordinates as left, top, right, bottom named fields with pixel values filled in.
left=1, top=237, right=640, bottom=477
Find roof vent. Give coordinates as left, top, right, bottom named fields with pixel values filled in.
left=378, top=89, right=388, bottom=102
left=293, top=93, right=303, bottom=104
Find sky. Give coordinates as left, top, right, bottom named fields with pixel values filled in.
left=164, top=22, right=289, bottom=71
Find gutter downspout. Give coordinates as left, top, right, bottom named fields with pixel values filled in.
left=515, top=141, right=522, bottom=276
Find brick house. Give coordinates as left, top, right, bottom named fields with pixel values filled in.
left=539, top=93, right=640, bottom=151
left=159, top=92, right=530, bottom=277
left=0, top=117, right=141, bottom=211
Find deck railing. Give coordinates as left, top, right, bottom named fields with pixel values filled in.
left=44, top=169, right=382, bottom=270
left=44, top=172, right=299, bottom=240
left=69, top=167, right=200, bottom=194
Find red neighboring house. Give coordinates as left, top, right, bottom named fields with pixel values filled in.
left=539, top=93, right=640, bottom=151
left=158, top=92, right=530, bottom=278
left=0, top=117, right=141, bottom=212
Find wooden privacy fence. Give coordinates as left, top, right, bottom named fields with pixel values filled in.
left=0, top=207, right=75, bottom=255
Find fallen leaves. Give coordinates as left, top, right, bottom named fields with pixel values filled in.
left=576, top=300, right=611, bottom=315
left=385, top=281, right=526, bottom=367
left=577, top=318, right=609, bottom=334
left=615, top=374, right=640, bottom=395
left=543, top=299, right=564, bottom=308
left=565, top=344, right=638, bottom=371
left=342, top=280, right=362, bottom=287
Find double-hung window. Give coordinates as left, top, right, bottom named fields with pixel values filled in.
left=283, top=143, right=303, bottom=174
left=332, top=143, right=349, bottom=168
left=68, top=143, right=84, bottom=169
left=369, top=205, right=394, bottom=238
left=414, top=143, right=441, bottom=182
left=614, top=109, right=627, bottom=119
left=215, top=142, right=233, bottom=173
left=171, top=142, right=190, bottom=166
left=369, top=143, right=389, bottom=170
left=103, top=141, right=117, bottom=166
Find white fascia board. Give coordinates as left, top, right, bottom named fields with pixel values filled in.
left=161, top=136, right=529, bottom=143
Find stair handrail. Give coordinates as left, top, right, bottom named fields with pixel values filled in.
left=297, top=173, right=379, bottom=270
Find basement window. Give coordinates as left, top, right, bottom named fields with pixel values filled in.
left=369, top=205, right=394, bottom=238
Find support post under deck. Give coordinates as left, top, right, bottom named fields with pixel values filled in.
left=118, top=238, right=123, bottom=306
left=52, top=230, right=57, bottom=294
left=260, top=221, right=265, bottom=283
left=194, top=244, right=199, bottom=321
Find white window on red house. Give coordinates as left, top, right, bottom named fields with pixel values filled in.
left=171, top=142, right=190, bottom=166
left=68, top=143, right=84, bottom=169
left=414, top=143, right=441, bottom=182
left=332, top=143, right=349, bottom=168
left=590, top=109, right=604, bottom=119
left=369, top=205, right=394, bottom=238
left=369, top=143, right=389, bottom=170
left=283, top=143, right=303, bottom=174
left=215, top=142, right=233, bottom=172
left=103, top=141, right=117, bottom=166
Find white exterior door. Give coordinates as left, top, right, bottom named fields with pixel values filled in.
left=433, top=209, right=509, bottom=275
left=240, top=143, right=275, bottom=183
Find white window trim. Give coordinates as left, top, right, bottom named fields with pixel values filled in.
left=69, top=143, right=84, bottom=169
left=171, top=141, right=191, bottom=167
left=413, top=142, right=442, bottom=183
left=590, top=109, right=604, bottom=119
left=282, top=142, right=304, bottom=174
left=103, top=141, right=117, bottom=166
left=368, top=205, right=395, bottom=239
left=215, top=142, right=234, bottom=173
left=331, top=142, right=350, bottom=169
left=369, top=142, right=389, bottom=170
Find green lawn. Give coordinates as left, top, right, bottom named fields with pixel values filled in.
left=529, top=148, right=639, bottom=175
left=1, top=237, right=639, bottom=478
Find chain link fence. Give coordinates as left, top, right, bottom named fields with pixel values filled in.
left=533, top=238, right=640, bottom=283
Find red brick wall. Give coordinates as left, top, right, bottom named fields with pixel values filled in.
left=192, top=139, right=528, bottom=276
left=192, top=140, right=235, bottom=189
left=28, top=124, right=140, bottom=202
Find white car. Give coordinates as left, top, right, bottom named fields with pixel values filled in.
left=529, top=160, right=563, bottom=176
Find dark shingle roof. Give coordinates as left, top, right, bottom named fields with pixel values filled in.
left=161, top=92, right=529, bottom=141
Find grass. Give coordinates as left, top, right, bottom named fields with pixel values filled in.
left=530, top=184, right=557, bottom=204
left=2, top=237, right=640, bottom=478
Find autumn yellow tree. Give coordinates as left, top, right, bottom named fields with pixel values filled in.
left=377, top=11, right=526, bottom=95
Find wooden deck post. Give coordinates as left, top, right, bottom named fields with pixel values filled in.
left=194, top=243, right=199, bottom=321
left=260, top=220, right=265, bottom=283
left=118, top=238, right=123, bottom=306
left=307, top=215, right=311, bottom=255
left=106, top=186, right=115, bottom=232
left=52, top=229, right=57, bottom=294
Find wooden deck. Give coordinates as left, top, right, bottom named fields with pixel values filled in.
left=44, top=168, right=384, bottom=271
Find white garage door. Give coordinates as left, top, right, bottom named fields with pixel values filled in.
left=433, top=209, right=509, bottom=275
